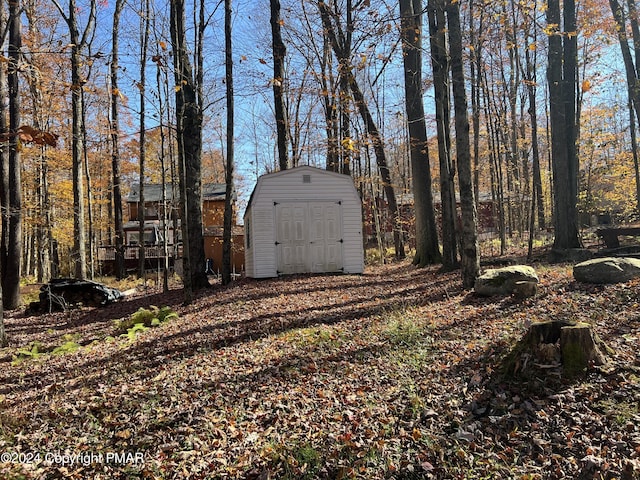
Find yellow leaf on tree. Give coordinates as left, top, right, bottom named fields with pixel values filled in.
left=582, top=79, right=592, bottom=92
left=159, top=41, right=167, bottom=51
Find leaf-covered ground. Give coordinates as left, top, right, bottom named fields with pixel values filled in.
left=1, top=260, right=639, bottom=479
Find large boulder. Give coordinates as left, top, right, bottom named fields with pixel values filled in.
left=573, top=257, right=640, bottom=284
left=474, top=265, right=539, bottom=296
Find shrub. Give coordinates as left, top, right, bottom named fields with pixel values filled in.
left=115, top=306, right=178, bottom=339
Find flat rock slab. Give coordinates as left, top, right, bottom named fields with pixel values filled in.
left=573, top=257, right=640, bottom=284
left=474, top=265, right=539, bottom=296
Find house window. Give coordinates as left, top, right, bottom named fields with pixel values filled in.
left=144, top=204, right=158, bottom=218
left=127, top=231, right=157, bottom=245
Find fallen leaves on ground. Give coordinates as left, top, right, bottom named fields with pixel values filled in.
left=0, top=260, right=639, bottom=479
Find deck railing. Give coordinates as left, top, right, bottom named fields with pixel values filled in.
left=98, top=244, right=183, bottom=261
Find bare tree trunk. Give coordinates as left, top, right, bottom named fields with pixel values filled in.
left=399, top=0, right=440, bottom=267
left=0, top=1, right=6, bottom=336
left=222, top=0, right=234, bottom=286
left=271, top=0, right=289, bottom=171
left=630, top=101, right=640, bottom=213
left=51, top=0, right=96, bottom=280
left=170, top=0, right=209, bottom=298
left=548, top=0, right=580, bottom=251
left=447, top=0, right=479, bottom=288
left=428, top=0, right=458, bottom=270
left=522, top=15, right=546, bottom=230
left=138, top=0, right=150, bottom=278
left=111, top=0, right=125, bottom=279
left=81, top=87, right=94, bottom=279
left=318, top=1, right=405, bottom=259
left=153, top=46, right=170, bottom=292
left=611, top=0, right=640, bottom=213
left=4, top=0, right=23, bottom=309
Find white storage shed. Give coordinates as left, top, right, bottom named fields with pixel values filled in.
left=244, top=165, right=364, bottom=278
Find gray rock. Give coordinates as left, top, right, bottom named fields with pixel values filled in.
left=573, top=257, right=640, bottom=284
left=475, top=265, right=539, bottom=296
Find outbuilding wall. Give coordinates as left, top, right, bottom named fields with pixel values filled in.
left=244, top=166, right=364, bottom=278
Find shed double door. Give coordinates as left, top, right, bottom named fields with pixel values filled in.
left=276, top=202, right=343, bottom=275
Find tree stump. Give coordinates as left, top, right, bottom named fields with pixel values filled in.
left=560, top=322, right=608, bottom=376
left=505, top=320, right=611, bottom=378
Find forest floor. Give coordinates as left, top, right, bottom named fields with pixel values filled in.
left=1, top=252, right=639, bottom=479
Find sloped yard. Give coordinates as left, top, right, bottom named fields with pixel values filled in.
left=1, top=260, right=639, bottom=479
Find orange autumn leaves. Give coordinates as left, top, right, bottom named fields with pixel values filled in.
left=0, top=125, right=58, bottom=148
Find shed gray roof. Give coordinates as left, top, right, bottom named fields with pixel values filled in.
left=128, top=183, right=227, bottom=202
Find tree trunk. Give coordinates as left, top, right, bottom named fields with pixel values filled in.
left=399, top=0, right=441, bottom=267
left=71, top=47, right=87, bottom=279
left=138, top=0, right=150, bottom=278
left=548, top=0, right=580, bottom=251
left=610, top=0, right=640, bottom=213
left=318, top=1, right=405, bottom=259
left=630, top=101, right=640, bottom=213
left=524, top=28, right=545, bottom=230
left=428, top=0, right=458, bottom=270
left=81, top=87, right=95, bottom=279
left=51, top=0, right=96, bottom=279
left=0, top=289, right=5, bottom=346
left=0, top=0, right=6, bottom=343
left=3, top=0, right=23, bottom=309
left=110, top=0, right=126, bottom=280
left=319, top=33, right=340, bottom=172
left=222, top=0, right=234, bottom=286
left=447, top=0, right=479, bottom=288
left=271, top=0, right=289, bottom=171
left=170, top=0, right=209, bottom=297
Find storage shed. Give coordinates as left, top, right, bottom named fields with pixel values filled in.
left=244, top=165, right=364, bottom=278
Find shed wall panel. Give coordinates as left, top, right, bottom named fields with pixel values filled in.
left=244, top=166, right=363, bottom=278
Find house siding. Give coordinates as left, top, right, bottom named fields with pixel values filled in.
left=244, top=166, right=364, bottom=278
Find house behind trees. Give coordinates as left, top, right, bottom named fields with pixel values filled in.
left=99, top=183, right=244, bottom=275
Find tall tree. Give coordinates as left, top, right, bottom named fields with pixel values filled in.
left=222, top=0, right=234, bottom=286
left=110, top=0, right=125, bottom=280
left=428, top=0, right=458, bottom=270
left=2, top=0, right=23, bottom=309
left=51, top=0, right=96, bottom=279
left=170, top=0, right=209, bottom=298
left=521, top=4, right=545, bottom=229
left=548, top=0, right=581, bottom=250
left=610, top=0, right=640, bottom=212
left=0, top=0, right=7, bottom=341
left=447, top=0, right=479, bottom=288
left=318, top=0, right=405, bottom=259
left=138, top=0, right=150, bottom=278
left=0, top=283, right=4, bottom=346
left=399, top=0, right=440, bottom=267
left=271, top=0, right=289, bottom=171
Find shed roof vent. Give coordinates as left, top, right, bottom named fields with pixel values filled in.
left=302, top=174, right=311, bottom=184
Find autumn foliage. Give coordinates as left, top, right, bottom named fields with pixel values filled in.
left=1, top=260, right=639, bottom=479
